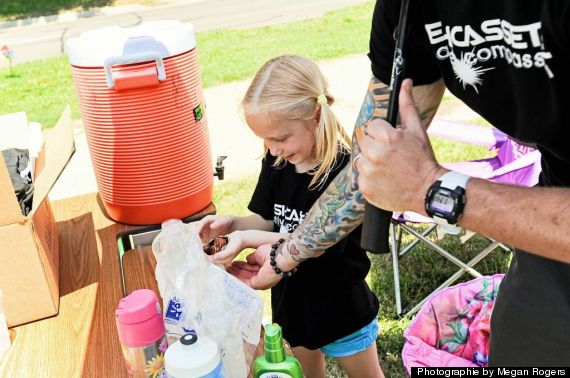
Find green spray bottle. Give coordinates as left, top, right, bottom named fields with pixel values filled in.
left=253, top=323, right=303, bottom=378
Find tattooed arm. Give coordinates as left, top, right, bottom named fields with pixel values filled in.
left=235, top=78, right=446, bottom=289
left=279, top=78, right=446, bottom=264
left=280, top=77, right=393, bottom=263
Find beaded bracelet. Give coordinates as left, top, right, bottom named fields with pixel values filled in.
left=269, top=238, right=298, bottom=277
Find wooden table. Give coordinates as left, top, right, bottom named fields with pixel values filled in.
left=0, top=192, right=219, bottom=377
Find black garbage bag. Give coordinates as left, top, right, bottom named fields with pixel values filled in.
left=2, top=148, right=34, bottom=216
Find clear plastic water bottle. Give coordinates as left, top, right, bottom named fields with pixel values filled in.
left=115, top=289, right=168, bottom=377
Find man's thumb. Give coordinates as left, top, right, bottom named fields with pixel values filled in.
left=398, top=79, right=422, bottom=133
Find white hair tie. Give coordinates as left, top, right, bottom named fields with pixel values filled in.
left=317, top=94, right=327, bottom=105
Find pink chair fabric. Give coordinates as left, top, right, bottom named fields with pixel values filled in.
left=402, top=274, right=505, bottom=373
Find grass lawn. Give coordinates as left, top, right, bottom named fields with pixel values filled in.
left=0, top=0, right=111, bottom=20
left=0, top=0, right=166, bottom=20
left=0, top=2, right=374, bottom=128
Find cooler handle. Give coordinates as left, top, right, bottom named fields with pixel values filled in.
left=104, top=52, right=166, bottom=89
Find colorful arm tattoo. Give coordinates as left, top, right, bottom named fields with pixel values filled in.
left=285, top=77, right=391, bottom=262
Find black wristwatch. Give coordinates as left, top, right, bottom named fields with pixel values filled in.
left=425, top=171, right=469, bottom=233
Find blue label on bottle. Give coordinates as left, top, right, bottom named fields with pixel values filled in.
left=165, top=296, right=183, bottom=321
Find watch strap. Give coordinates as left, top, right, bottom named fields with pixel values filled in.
left=434, top=218, right=462, bottom=235
left=430, top=171, right=470, bottom=234
left=439, top=171, right=470, bottom=192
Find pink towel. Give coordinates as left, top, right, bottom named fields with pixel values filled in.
left=402, top=274, right=504, bottom=374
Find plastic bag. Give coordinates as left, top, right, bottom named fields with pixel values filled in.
left=152, top=219, right=263, bottom=378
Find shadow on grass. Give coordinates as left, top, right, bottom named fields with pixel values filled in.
left=0, top=0, right=112, bottom=20
left=2, top=72, right=20, bottom=79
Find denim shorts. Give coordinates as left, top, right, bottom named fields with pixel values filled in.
left=320, top=317, right=378, bottom=358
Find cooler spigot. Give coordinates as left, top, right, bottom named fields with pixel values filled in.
left=213, top=155, right=227, bottom=180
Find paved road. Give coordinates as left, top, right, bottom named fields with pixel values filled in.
left=0, top=0, right=368, bottom=65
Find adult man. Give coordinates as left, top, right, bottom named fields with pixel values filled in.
left=232, top=0, right=570, bottom=366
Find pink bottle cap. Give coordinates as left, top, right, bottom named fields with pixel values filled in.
left=115, top=289, right=165, bottom=347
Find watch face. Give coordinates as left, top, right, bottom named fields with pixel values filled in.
left=425, top=176, right=467, bottom=224
left=431, top=189, right=454, bottom=215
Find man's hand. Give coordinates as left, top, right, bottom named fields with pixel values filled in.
left=227, top=245, right=282, bottom=290
left=356, top=79, right=446, bottom=214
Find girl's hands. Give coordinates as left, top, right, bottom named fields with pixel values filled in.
left=197, top=214, right=278, bottom=267
left=196, top=215, right=234, bottom=243
left=206, top=230, right=247, bottom=267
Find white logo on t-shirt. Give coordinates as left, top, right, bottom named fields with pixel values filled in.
left=425, top=18, right=554, bottom=92
left=274, top=204, right=306, bottom=234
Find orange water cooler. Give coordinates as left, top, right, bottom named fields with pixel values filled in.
left=66, top=21, right=213, bottom=225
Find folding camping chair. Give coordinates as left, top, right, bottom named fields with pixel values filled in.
left=390, top=118, right=541, bottom=316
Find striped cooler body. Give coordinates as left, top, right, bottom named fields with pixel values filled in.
left=66, top=21, right=213, bottom=224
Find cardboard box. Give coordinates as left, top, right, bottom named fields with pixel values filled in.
left=0, top=107, right=75, bottom=327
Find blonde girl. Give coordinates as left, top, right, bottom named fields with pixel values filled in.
left=197, top=55, right=384, bottom=378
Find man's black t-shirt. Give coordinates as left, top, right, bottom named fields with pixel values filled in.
left=248, top=152, right=379, bottom=349
left=370, top=0, right=570, bottom=187
left=369, top=0, right=570, bottom=366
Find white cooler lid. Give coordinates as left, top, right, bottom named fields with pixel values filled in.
left=66, top=20, right=196, bottom=67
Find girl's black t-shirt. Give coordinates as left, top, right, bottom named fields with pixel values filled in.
left=248, top=152, right=379, bottom=349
